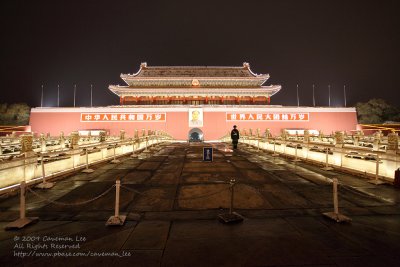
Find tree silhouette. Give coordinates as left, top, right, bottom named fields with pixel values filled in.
left=356, top=99, right=400, bottom=124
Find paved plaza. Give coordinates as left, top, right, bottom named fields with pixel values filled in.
left=0, top=142, right=399, bottom=266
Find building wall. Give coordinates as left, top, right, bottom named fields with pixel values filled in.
left=30, top=106, right=358, bottom=140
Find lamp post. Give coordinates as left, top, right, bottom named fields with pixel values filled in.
left=90, top=84, right=93, bottom=107
left=57, top=84, right=60, bottom=107
left=73, top=84, right=76, bottom=107
left=328, top=85, right=331, bottom=107
left=41, top=85, right=44, bottom=107
left=312, top=84, right=315, bottom=107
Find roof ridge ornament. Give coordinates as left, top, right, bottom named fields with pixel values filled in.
left=140, top=62, right=147, bottom=68
left=243, top=62, right=250, bottom=69
left=191, top=79, right=200, bottom=86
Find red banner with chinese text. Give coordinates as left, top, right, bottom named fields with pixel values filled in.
left=81, top=113, right=166, bottom=122
left=226, top=113, right=309, bottom=121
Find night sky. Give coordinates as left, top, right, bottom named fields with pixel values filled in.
left=1, top=0, right=399, bottom=108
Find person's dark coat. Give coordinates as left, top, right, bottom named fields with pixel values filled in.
left=231, top=128, right=240, bottom=143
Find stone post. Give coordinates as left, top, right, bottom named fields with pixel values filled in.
left=70, top=131, right=80, bottom=149
left=40, top=133, right=46, bottom=152
left=281, top=129, right=288, bottom=141
left=384, top=131, right=399, bottom=179
left=142, top=129, right=146, bottom=137
left=333, top=131, right=344, bottom=167
left=20, top=134, right=35, bottom=182
left=120, top=130, right=125, bottom=140
left=373, top=130, right=382, bottom=151
left=98, top=131, right=107, bottom=159
left=353, top=131, right=360, bottom=146
left=99, top=131, right=106, bottom=142
left=264, top=129, right=271, bottom=145
left=318, top=130, right=324, bottom=142
left=334, top=131, right=344, bottom=148
left=302, top=130, right=310, bottom=159
left=303, top=130, right=310, bottom=144
left=60, top=131, right=65, bottom=149
left=21, top=134, right=33, bottom=153
left=69, top=132, right=80, bottom=168
left=387, top=132, right=398, bottom=154
left=264, top=128, right=271, bottom=138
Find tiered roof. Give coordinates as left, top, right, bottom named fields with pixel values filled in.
left=109, top=62, right=281, bottom=99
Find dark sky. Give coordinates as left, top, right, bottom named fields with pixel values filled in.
left=1, top=0, right=399, bottom=108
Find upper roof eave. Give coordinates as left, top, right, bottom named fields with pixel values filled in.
left=121, top=62, right=269, bottom=80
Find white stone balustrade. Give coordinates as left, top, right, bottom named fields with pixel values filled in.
left=219, top=132, right=399, bottom=182
left=0, top=132, right=171, bottom=193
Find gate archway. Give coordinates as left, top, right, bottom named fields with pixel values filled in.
left=188, top=128, right=204, bottom=142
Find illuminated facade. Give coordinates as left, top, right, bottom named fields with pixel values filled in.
left=29, top=63, right=358, bottom=140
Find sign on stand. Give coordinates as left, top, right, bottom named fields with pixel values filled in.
left=203, top=147, right=213, bottom=162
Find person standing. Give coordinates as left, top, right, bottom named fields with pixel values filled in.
left=231, top=125, right=240, bottom=149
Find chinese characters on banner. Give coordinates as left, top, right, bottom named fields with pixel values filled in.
left=81, top=113, right=166, bottom=122
left=226, top=113, right=309, bottom=121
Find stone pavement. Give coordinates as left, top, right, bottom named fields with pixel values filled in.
left=0, top=142, right=399, bottom=266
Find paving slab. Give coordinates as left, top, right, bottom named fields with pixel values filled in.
left=131, top=187, right=176, bottom=211
left=136, top=161, right=163, bottom=171
left=148, top=171, right=180, bottom=185
left=177, top=183, right=268, bottom=209
left=123, top=221, right=170, bottom=250
left=0, top=142, right=399, bottom=266
left=123, top=171, right=152, bottom=184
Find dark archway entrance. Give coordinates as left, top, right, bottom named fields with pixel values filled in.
left=188, top=128, right=204, bottom=142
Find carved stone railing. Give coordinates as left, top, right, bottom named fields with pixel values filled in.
left=0, top=130, right=173, bottom=193
left=220, top=129, right=399, bottom=182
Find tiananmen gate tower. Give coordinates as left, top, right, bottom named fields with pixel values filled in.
left=29, top=63, right=358, bottom=140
